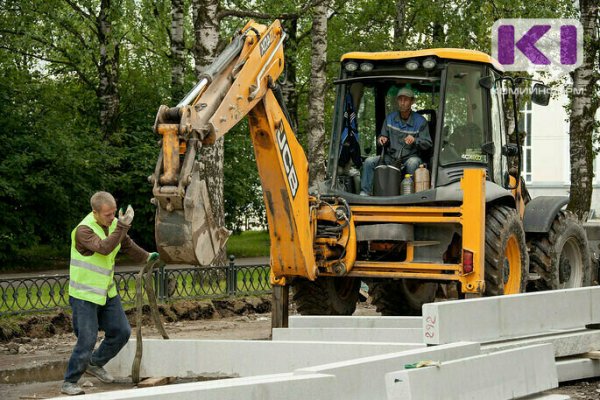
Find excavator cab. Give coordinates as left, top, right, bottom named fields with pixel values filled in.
left=329, top=50, right=523, bottom=196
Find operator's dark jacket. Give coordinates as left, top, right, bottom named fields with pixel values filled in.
left=380, top=111, right=432, bottom=161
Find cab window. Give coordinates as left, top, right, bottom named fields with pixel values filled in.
left=439, top=64, right=486, bottom=165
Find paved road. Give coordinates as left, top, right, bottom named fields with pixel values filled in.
left=0, top=257, right=269, bottom=280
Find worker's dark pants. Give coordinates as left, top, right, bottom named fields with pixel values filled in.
left=64, top=295, right=131, bottom=383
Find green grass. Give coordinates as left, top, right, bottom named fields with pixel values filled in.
left=0, top=284, right=69, bottom=313
left=226, top=230, right=270, bottom=258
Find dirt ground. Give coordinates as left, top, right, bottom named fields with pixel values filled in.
left=0, top=313, right=275, bottom=398
left=1, top=300, right=599, bottom=399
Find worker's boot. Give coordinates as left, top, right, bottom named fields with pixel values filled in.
left=86, top=363, right=115, bottom=383
left=61, top=381, right=84, bottom=396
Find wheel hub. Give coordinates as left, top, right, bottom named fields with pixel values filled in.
left=559, top=254, right=572, bottom=284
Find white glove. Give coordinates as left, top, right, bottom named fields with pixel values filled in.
left=118, top=205, right=135, bottom=225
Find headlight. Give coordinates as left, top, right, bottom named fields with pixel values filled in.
left=360, top=62, right=374, bottom=72
left=422, top=57, right=437, bottom=69
left=405, top=59, right=419, bottom=70
left=344, top=61, right=359, bottom=72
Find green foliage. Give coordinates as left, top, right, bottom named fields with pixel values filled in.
left=223, top=120, right=265, bottom=232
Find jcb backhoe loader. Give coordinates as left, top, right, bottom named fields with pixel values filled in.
left=149, top=20, right=593, bottom=327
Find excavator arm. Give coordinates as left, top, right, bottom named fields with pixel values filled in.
left=151, top=20, right=346, bottom=281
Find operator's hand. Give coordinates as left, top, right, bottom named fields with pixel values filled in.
left=118, top=205, right=135, bottom=225
left=404, top=135, right=415, bottom=145
left=378, top=136, right=389, bottom=146
left=147, top=252, right=160, bottom=262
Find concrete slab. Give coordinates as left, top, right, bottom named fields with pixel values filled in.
left=423, top=287, right=600, bottom=345
left=288, top=316, right=422, bottom=328
left=556, top=357, right=600, bottom=382
left=53, top=372, right=335, bottom=400
left=517, top=395, right=571, bottom=400
left=385, top=344, right=557, bottom=400
left=272, top=327, right=424, bottom=343
left=481, top=329, right=600, bottom=357
left=106, top=339, right=420, bottom=379
left=294, top=342, right=480, bottom=400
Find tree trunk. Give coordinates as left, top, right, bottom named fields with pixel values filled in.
left=97, top=0, right=120, bottom=140
left=192, top=0, right=219, bottom=77
left=431, top=22, right=445, bottom=46
left=281, top=18, right=299, bottom=131
left=307, top=1, right=329, bottom=185
left=394, top=0, right=407, bottom=48
left=192, top=0, right=227, bottom=265
left=170, top=0, right=186, bottom=102
left=567, top=0, right=599, bottom=221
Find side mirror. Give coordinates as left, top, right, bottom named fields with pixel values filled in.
left=531, top=83, right=550, bottom=106
left=479, top=76, right=495, bottom=89
left=502, top=143, right=519, bottom=157
left=481, top=142, right=496, bottom=155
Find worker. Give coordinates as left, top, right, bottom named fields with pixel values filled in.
left=61, top=191, right=159, bottom=396
left=360, top=86, right=432, bottom=196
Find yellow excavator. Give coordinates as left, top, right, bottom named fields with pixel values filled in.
left=149, top=20, right=593, bottom=327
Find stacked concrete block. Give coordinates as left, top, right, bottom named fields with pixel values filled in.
left=92, top=287, right=600, bottom=400
left=385, top=344, right=557, bottom=400
left=482, top=329, right=600, bottom=357
left=272, top=327, right=424, bottom=343
left=106, top=339, right=420, bottom=378
left=53, top=372, right=336, bottom=400
left=422, top=287, right=600, bottom=345
left=555, top=357, right=600, bottom=382
left=293, top=342, right=480, bottom=400
left=288, top=315, right=422, bottom=329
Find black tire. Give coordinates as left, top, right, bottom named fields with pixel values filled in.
left=484, top=205, right=528, bottom=296
left=368, top=279, right=437, bottom=316
left=292, top=277, right=360, bottom=315
left=528, top=210, right=592, bottom=290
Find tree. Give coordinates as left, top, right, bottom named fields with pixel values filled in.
left=0, top=0, right=173, bottom=265
left=191, top=0, right=229, bottom=263
left=307, top=0, right=329, bottom=184
left=170, top=0, right=187, bottom=101
left=567, top=0, right=600, bottom=220
left=0, top=0, right=128, bottom=139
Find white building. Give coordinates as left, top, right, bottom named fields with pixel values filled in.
left=524, top=91, right=600, bottom=218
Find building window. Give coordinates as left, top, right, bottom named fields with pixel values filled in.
left=519, top=101, right=532, bottom=182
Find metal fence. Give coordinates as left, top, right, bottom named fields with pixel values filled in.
left=0, top=260, right=271, bottom=316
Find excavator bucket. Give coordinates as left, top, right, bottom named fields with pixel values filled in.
left=155, top=173, right=230, bottom=265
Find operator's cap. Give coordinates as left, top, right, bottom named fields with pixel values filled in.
left=396, top=87, right=415, bottom=98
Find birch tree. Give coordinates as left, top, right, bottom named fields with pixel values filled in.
left=170, top=0, right=186, bottom=101
left=191, top=0, right=228, bottom=263
left=307, top=0, right=329, bottom=185
left=394, top=0, right=409, bottom=48
left=567, top=0, right=600, bottom=220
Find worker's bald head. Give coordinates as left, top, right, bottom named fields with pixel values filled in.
left=90, top=191, right=116, bottom=212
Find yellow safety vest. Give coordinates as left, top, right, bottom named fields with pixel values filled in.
left=68, top=212, right=120, bottom=305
